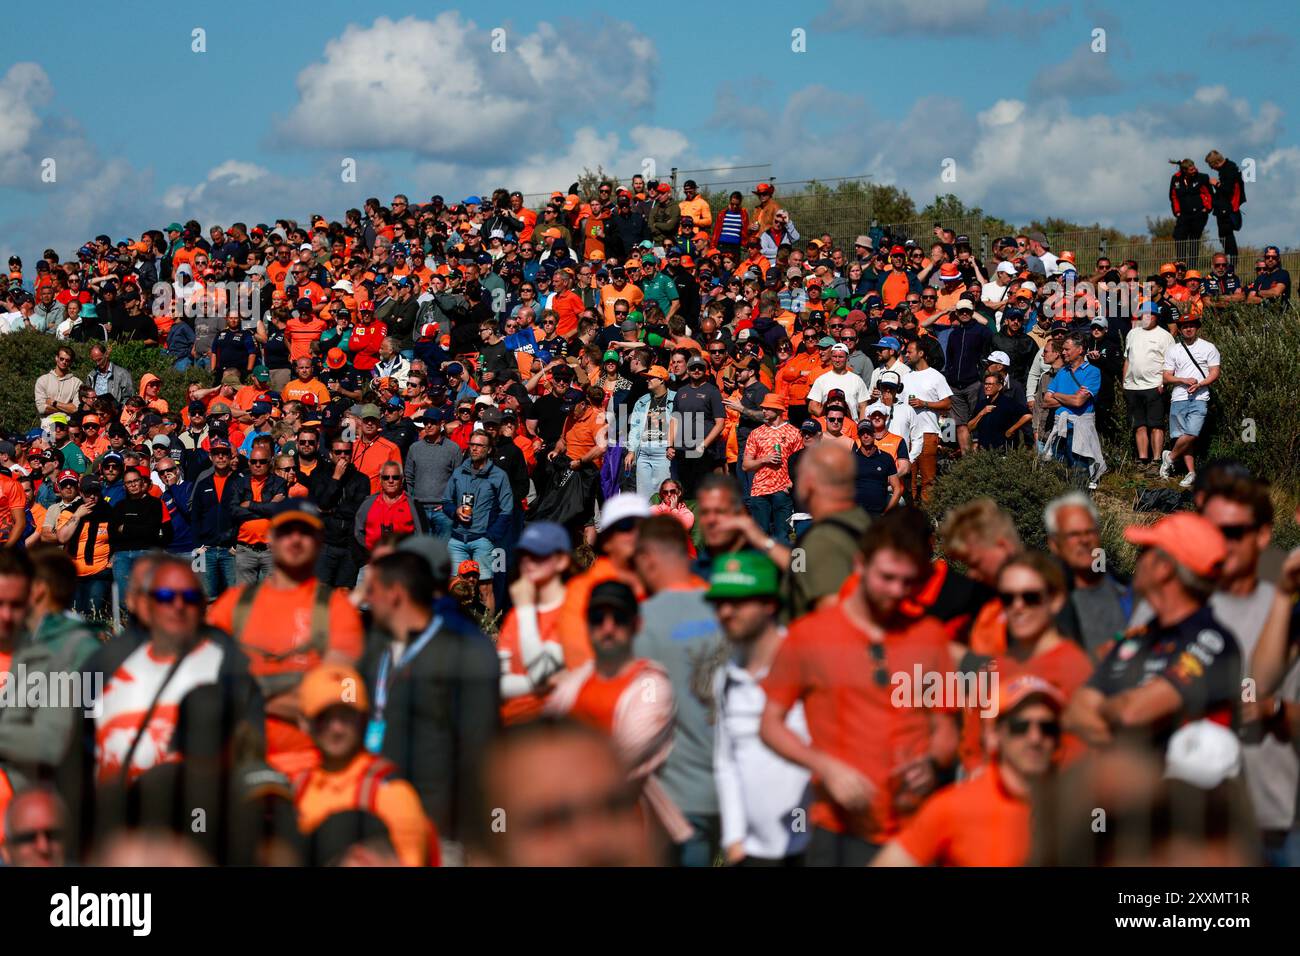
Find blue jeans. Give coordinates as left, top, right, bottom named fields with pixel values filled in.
left=417, top=503, right=453, bottom=539
left=635, top=449, right=672, bottom=500
left=735, top=456, right=754, bottom=499
left=673, top=813, right=721, bottom=868
left=792, top=517, right=813, bottom=539
left=173, top=357, right=195, bottom=372
left=448, top=535, right=498, bottom=580
left=112, top=550, right=149, bottom=616
left=748, top=490, right=793, bottom=541
left=199, top=545, right=237, bottom=599
left=74, top=569, right=113, bottom=621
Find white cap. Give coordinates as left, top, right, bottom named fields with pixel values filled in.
left=954, top=299, right=975, bottom=311
left=1165, top=719, right=1242, bottom=789
left=829, top=343, right=850, bottom=354
left=1020, top=281, right=1037, bottom=293
left=299, top=243, right=313, bottom=251
left=864, top=402, right=890, bottom=419
left=332, top=280, right=354, bottom=294
left=985, top=350, right=1011, bottom=366
left=996, top=261, right=1016, bottom=275
left=598, top=493, right=652, bottom=532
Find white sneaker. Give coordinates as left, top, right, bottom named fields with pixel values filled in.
left=1158, top=450, right=1173, bottom=479
left=1087, top=479, right=1099, bottom=491
left=1179, top=471, right=1196, bottom=489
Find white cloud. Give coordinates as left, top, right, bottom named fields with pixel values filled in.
left=276, top=13, right=658, bottom=163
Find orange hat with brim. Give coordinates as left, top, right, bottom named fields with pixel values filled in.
left=996, top=675, right=1064, bottom=719
left=1124, top=512, right=1227, bottom=579
left=300, top=664, right=369, bottom=720
left=760, top=394, right=788, bottom=412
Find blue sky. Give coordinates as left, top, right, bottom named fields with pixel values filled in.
left=2, top=0, right=1298, bottom=258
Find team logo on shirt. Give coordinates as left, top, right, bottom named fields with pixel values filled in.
left=1117, top=638, right=1140, bottom=662
left=1196, top=630, right=1225, bottom=655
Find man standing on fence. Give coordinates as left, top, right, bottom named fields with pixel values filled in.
left=1168, top=159, right=1213, bottom=269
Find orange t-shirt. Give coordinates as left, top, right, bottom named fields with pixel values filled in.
left=352, top=436, right=403, bottom=494
left=763, top=603, right=952, bottom=842
left=286, top=316, right=330, bottom=362
left=554, top=557, right=644, bottom=668
left=894, top=764, right=1031, bottom=866
left=207, top=578, right=364, bottom=758
left=236, top=476, right=271, bottom=546
left=550, top=290, right=585, bottom=339
left=562, top=406, right=605, bottom=469
left=600, top=283, right=644, bottom=325
left=267, top=260, right=291, bottom=290
left=282, top=378, right=332, bottom=406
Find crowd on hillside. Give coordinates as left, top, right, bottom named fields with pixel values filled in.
left=0, top=161, right=1296, bottom=868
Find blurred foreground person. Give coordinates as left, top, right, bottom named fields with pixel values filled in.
left=468, top=719, right=655, bottom=866
left=1, top=786, right=68, bottom=866
left=875, top=676, right=1062, bottom=867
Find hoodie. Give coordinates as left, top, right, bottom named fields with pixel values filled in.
left=139, top=373, right=168, bottom=413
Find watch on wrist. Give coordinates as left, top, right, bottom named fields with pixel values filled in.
left=762, top=536, right=776, bottom=552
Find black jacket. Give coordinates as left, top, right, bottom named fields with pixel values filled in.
left=604, top=211, right=650, bottom=261
left=109, top=493, right=172, bottom=552
left=312, top=462, right=372, bottom=549
left=189, top=468, right=242, bottom=548
left=382, top=417, right=421, bottom=458
left=360, top=599, right=499, bottom=840
left=230, top=474, right=289, bottom=532
left=491, top=439, right=529, bottom=507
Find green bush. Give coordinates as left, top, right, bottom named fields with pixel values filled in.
left=0, top=330, right=209, bottom=434
left=1199, top=306, right=1300, bottom=493
left=930, top=448, right=1072, bottom=554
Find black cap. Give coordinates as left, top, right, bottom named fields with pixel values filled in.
left=587, top=580, right=638, bottom=618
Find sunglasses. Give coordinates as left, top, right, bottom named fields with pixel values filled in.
left=661, top=487, right=681, bottom=495
left=381, top=474, right=403, bottom=481
left=1006, top=717, right=1061, bottom=738
left=8, top=828, right=60, bottom=846
left=1216, top=522, right=1257, bottom=541
left=150, top=588, right=204, bottom=607
left=587, top=608, right=637, bottom=628
left=332, top=448, right=351, bottom=455
left=827, top=416, right=845, bottom=423
left=250, top=458, right=271, bottom=465
left=868, top=641, right=889, bottom=689
left=998, top=589, right=1046, bottom=608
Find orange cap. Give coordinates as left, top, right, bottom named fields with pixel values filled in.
left=1059, top=250, right=1075, bottom=263
left=996, top=675, right=1064, bottom=719
left=1183, top=269, right=1202, bottom=280
left=1159, top=263, right=1177, bottom=275
left=1124, top=512, right=1227, bottom=579
left=646, top=365, right=670, bottom=379
left=299, top=664, right=369, bottom=720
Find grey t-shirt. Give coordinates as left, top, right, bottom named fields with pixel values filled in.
left=633, top=588, right=728, bottom=817
left=1068, top=575, right=1130, bottom=655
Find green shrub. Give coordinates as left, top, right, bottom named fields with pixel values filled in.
left=1199, top=306, right=1300, bottom=493
left=930, top=448, right=1072, bottom=554
left=0, top=330, right=209, bottom=433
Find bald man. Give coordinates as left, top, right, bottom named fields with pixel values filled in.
left=785, top=442, right=873, bottom=618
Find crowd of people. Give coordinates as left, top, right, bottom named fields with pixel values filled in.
left=0, top=162, right=1296, bottom=868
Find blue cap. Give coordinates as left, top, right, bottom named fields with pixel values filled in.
left=445, top=362, right=464, bottom=377
left=250, top=401, right=272, bottom=416
left=295, top=297, right=313, bottom=312
left=1138, top=301, right=1158, bottom=315
left=517, top=521, right=571, bottom=557
left=463, top=196, right=483, bottom=206
left=876, top=336, right=901, bottom=351
left=475, top=253, right=493, bottom=265
left=188, top=400, right=207, bottom=415
left=386, top=395, right=405, bottom=410
left=416, top=408, right=445, bottom=425
left=24, top=427, right=44, bottom=442
left=391, top=275, right=410, bottom=287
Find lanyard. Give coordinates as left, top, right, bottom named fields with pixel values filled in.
left=373, top=615, right=442, bottom=719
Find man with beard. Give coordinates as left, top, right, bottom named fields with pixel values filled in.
left=760, top=509, right=958, bottom=865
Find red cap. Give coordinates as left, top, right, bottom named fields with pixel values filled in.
left=889, top=245, right=906, bottom=256
left=753, top=183, right=774, bottom=195
left=56, top=469, right=80, bottom=485
left=656, top=182, right=672, bottom=194
left=996, top=675, right=1065, bottom=718
left=458, top=560, right=480, bottom=576
left=1124, top=512, right=1227, bottom=579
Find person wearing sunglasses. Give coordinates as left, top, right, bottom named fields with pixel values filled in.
left=0, top=785, right=68, bottom=867
left=90, top=554, right=249, bottom=783
left=1065, top=511, right=1237, bottom=765
left=543, top=578, right=681, bottom=851
left=108, top=464, right=173, bottom=623
left=1245, top=244, right=1291, bottom=308
left=874, top=675, right=1066, bottom=867
left=354, top=463, right=417, bottom=555
left=760, top=508, right=959, bottom=866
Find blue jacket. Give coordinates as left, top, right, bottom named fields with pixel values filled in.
left=944, top=319, right=993, bottom=390
left=443, top=459, right=513, bottom=544
left=189, top=468, right=242, bottom=547
left=162, top=480, right=197, bottom=552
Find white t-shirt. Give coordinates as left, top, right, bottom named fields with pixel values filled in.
left=868, top=361, right=907, bottom=395
left=1124, top=324, right=1175, bottom=390
left=1163, top=337, right=1221, bottom=403
left=901, top=367, right=953, bottom=435
left=980, top=280, right=1010, bottom=322
left=807, top=369, right=870, bottom=418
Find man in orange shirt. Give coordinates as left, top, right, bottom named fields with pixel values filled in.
left=599, top=267, right=644, bottom=325
left=293, top=663, right=438, bottom=867
left=549, top=269, right=585, bottom=339
left=776, top=334, right=831, bottom=427
left=207, top=501, right=364, bottom=776
left=282, top=357, right=331, bottom=407
left=678, top=179, right=712, bottom=228
left=873, top=676, right=1063, bottom=867
left=350, top=404, right=403, bottom=494
left=761, top=509, right=959, bottom=865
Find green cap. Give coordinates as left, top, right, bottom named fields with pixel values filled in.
left=817, top=335, right=837, bottom=348
left=357, top=403, right=382, bottom=420
left=641, top=253, right=658, bottom=265
left=165, top=222, right=183, bottom=233
left=706, top=551, right=780, bottom=600
left=252, top=364, right=270, bottom=382
left=822, top=288, right=840, bottom=300
left=602, top=350, right=620, bottom=363
left=629, top=310, right=644, bottom=324
left=835, top=307, right=850, bottom=318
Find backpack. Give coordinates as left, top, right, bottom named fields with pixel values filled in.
left=292, top=753, right=398, bottom=814
left=232, top=578, right=334, bottom=698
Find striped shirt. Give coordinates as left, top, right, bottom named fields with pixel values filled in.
left=744, top=422, right=804, bottom=497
